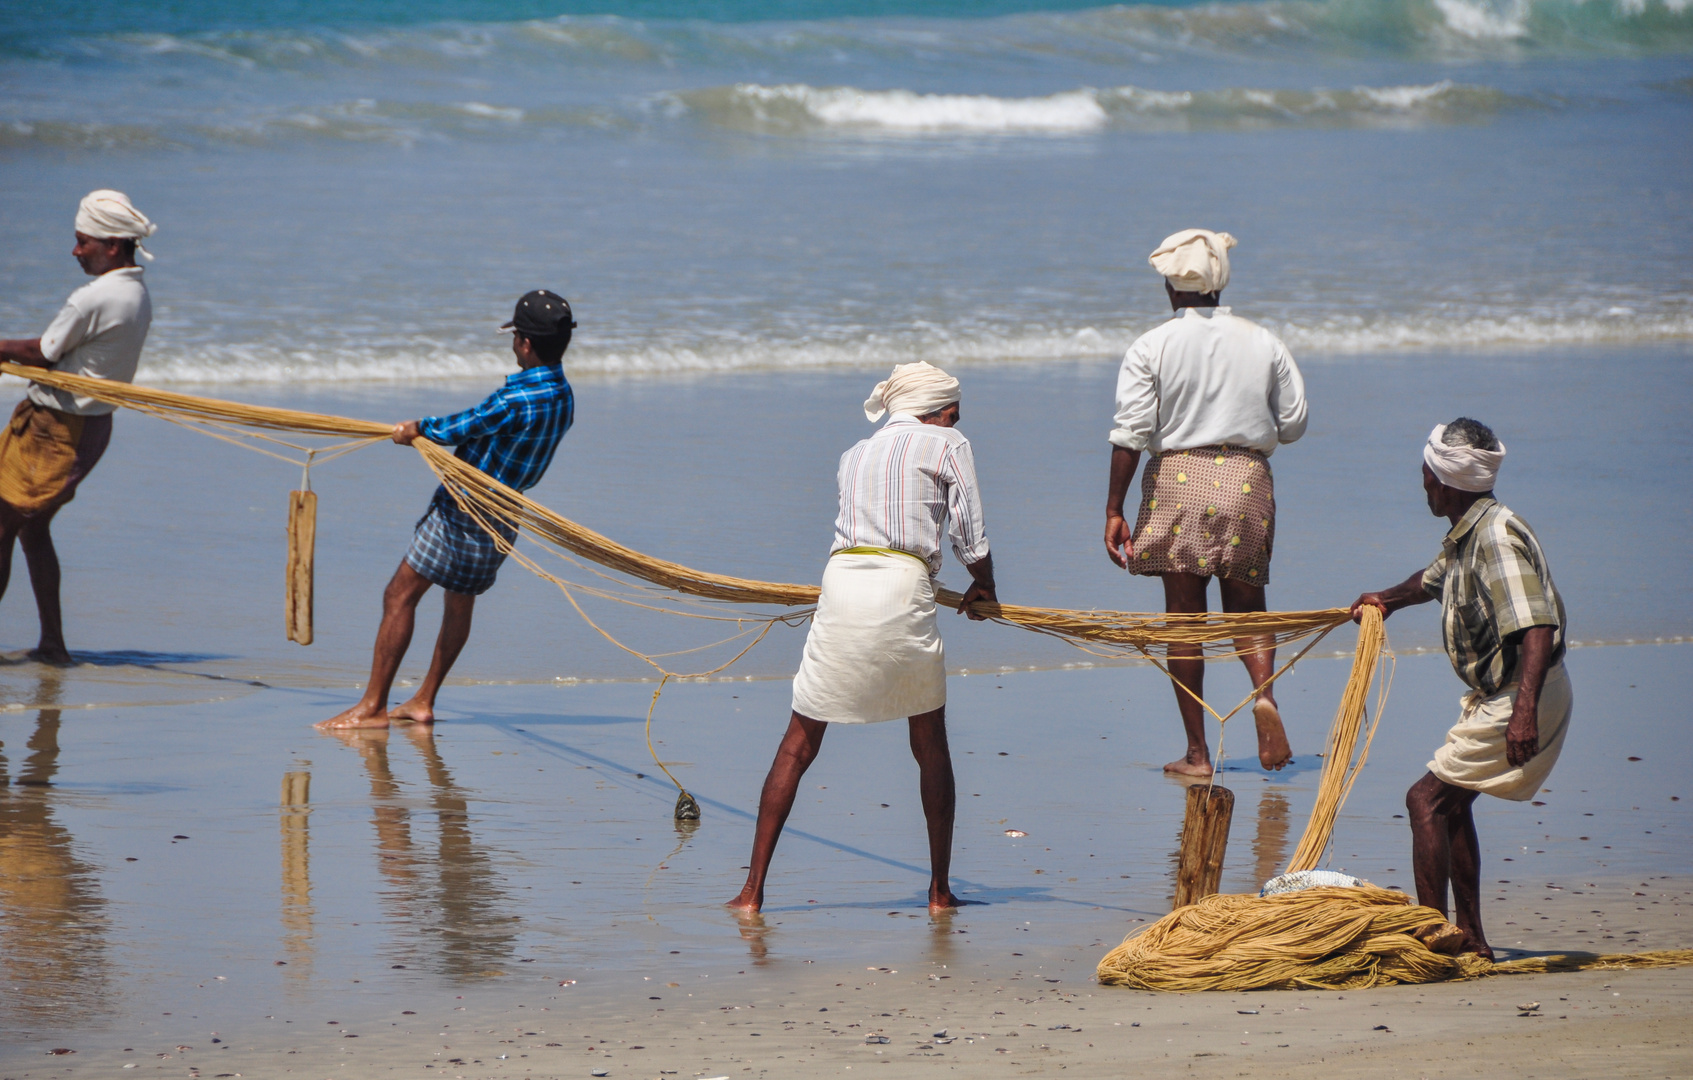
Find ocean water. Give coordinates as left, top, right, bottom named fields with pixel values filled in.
left=1, top=0, right=1690, bottom=383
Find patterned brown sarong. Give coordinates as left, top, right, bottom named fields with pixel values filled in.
left=0, top=400, right=113, bottom=516
left=1128, top=444, right=1275, bottom=584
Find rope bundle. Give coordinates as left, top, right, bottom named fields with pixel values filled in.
left=1097, top=887, right=1693, bottom=992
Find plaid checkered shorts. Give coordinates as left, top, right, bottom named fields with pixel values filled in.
left=404, top=489, right=516, bottom=596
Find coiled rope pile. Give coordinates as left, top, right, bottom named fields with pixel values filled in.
left=1096, top=886, right=1693, bottom=991
left=13, top=364, right=1688, bottom=990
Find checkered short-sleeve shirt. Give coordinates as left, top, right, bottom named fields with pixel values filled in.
left=1422, top=497, right=1566, bottom=694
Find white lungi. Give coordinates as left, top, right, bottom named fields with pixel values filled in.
left=791, top=551, right=946, bottom=724
left=1428, top=662, right=1573, bottom=801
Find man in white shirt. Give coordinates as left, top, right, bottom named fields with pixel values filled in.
left=1103, top=229, right=1307, bottom=777
left=727, top=361, right=996, bottom=915
left=0, top=190, right=156, bottom=663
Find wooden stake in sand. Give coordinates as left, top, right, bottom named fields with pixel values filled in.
left=285, top=490, right=317, bottom=645
left=1174, top=784, right=1234, bottom=909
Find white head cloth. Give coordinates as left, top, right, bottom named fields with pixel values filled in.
left=1148, top=228, right=1236, bottom=294
left=75, top=189, right=157, bottom=261
left=863, top=361, right=961, bottom=423
left=1423, top=423, right=1506, bottom=493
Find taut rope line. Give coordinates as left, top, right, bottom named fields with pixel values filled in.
left=2, top=364, right=1384, bottom=865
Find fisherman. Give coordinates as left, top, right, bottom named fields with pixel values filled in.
left=0, top=190, right=157, bottom=663
left=1351, top=418, right=1569, bottom=959
left=727, top=361, right=996, bottom=914
left=318, top=290, right=576, bottom=730
left=1104, top=229, right=1308, bottom=776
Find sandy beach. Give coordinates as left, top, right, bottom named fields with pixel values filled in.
left=3, top=876, right=1687, bottom=1079
left=2, top=636, right=1688, bottom=1077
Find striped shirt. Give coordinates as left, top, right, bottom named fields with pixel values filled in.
left=831, top=415, right=991, bottom=576
left=1422, top=497, right=1567, bottom=695
left=419, top=363, right=574, bottom=494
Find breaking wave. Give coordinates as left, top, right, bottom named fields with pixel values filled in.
left=672, top=80, right=1541, bottom=136
left=130, top=311, right=1693, bottom=385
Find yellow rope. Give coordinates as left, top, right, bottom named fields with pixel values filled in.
left=1096, top=887, right=1693, bottom=992
left=2, top=365, right=1386, bottom=834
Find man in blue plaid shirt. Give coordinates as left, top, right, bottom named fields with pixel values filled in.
left=319, top=290, right=576, bottom=730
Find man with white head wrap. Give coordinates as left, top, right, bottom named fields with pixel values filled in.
left=0, top=189, right=156, bottom=663
left=728, top=361, right=997, bottom=915
left=1351, top=417, right=1569, bottom=960
left=1104, top=228, right=1307, bottom=778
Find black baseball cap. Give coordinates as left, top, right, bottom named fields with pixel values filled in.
left=499, top=289, right=577, bottom=337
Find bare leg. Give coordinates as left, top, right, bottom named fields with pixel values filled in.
left=1161, top=572, right=1212, bottom=776
left=0, top=505, right=19, bottom=607
left=388, top=588, right=475, bottom=724
left=18, top=509, right=70, bottom=664
left=908, top=706, right=962, bottom=912
left=726, top=711, right=828, bottom=913
left=317, top=561, right=433, bottom=729
left=1219, top=577, right=1291, bottom=770
left=1406, top=771, right=1492, bottom=959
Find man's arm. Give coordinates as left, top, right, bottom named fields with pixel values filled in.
left=1270, top=340, right=1308, bottom=444
left=1350, top=569, right=1436, bottom=622
left=1104, top=445, right=1141, bottom=569
left=1505, top=625, right=1554, bottom=767
left=413, top=392, right=516, bottom=447
left=0, top=339, right=48, bottom=367
left=957, top=553, right=996, bottom=622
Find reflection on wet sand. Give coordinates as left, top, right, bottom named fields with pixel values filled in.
left=732, top=911, right=770, bottom=964
left=1159, top=782, right=1291, bottom=904
left=329, top=728, right=516, bottom=979
left=280, top=769, right=313, bottom=982
left=0, top=670, right=111, bottom=1030
left=1252, top=787, right=1291, bottom=890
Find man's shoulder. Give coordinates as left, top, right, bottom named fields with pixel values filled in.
left=502, top=366, right=571, bottom=400
left=81, top=267, right=149, bottom=304
left=902, top=421, right=970, bottom=451
left=1471, top=500, right=1542, bottom=553
left=1127, top=315, right=1186, bottom=353
left=1213, top=309, right=1288, bottom=348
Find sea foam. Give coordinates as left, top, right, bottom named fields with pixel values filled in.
left=127, top=312, right=1693, bottom=385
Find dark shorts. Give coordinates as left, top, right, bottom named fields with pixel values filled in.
left=403, top=489, right=515, bottom=596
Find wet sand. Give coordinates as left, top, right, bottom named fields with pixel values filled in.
left=1, top=877, right=1688, bottom=1079
left=1, top=643, right=1688, bottom=1076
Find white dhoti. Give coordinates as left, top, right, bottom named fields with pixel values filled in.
left=791, top=551, right=946, bottom=724
left=1428, top=662, right=1573, bottom=801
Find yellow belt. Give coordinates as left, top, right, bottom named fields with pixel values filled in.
left=831, top=545, right=929, bottom=567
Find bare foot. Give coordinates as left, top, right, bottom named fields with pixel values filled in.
left=1457, top=930, right=1494, bottom=962
left=316, top=701, right=392, bottom=730
left=929, top=889, right=965, bottom=913
left=1163, top=754, right=1213, bottom=778
left=1253, top=697, right=1293, bottom=771
left=27, top=645, right=74, bottom=666
left=1414, top=922, right=1468, bottom=956
left=387, top=697, right=436, bottom=724
left=725, top=888, right=762, bottom=915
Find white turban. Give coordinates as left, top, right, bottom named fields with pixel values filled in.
left=75, top=189, right=157, bottom=261
left=1423, top=423, right=1506, bottom=493
left=1148, top=228, right=1236, bottom=294
left=863, top=361, right=961, bottom=423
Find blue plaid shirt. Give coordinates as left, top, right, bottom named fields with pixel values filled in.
left=419, top=363, right=574, bottom=495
